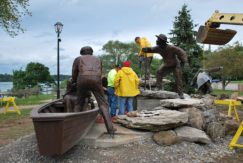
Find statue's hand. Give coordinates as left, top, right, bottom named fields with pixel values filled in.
left=142, top=47, right=149, bottom=52
left=219, top=66, right=224, bottom=69
left=184, top=62, right=190, bottom=69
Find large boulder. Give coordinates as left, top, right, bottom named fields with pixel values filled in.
left=153, top=130, right=181, bottom=146
left=206, top=122, right=225, bottom=141
left=160, top=99, right=201, bottom=108
left=204, top=109, right=220, bottom=126
left=179, top=107, right=205, bottom=130
left=140, top=74, right=155, bottom=80
left=139, top=90, right=190, bottom=99
left=174, top=126, right=210, bottom=144
left=224, top=120, right=242, bottom=136
left=117, top=110, right=188, bottom=132
left=230, top=92, right=238, bottom=100
left=221, top=94, right=229, bottom=100
left=219, top=113, right=233, bottom=122
left=139, top=78, right=171, bottom=87
left=200, top=96, right=217, bottom=110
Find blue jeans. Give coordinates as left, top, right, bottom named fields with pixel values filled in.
left=107, top=87, right=118, bottom=117
left=119, top=97, right=133, bottom=115
left=104, top=94, right=109, bottom=102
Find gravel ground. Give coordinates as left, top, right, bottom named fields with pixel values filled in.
left=0, top=134, right=242, bottom=163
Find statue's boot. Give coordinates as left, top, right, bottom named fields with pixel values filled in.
left=198, top=87, right=203, bottom=99
left=206, top=82, right=217, bottom=96
left=179, top=93, right=184, bottom=99
left=100, top=105, right=117, bottom=135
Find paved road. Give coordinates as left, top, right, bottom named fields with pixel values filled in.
left=216, top=83, right=238, bottom=91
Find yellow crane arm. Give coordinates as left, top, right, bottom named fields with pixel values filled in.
left=206, top=10, right=243, bottom=27
left=197, top=10, right=243, bottom=45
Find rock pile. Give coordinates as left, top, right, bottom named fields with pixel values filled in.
left=118, top=91, right=241, bottom=146
left=138, top=75, right=171, bottom=89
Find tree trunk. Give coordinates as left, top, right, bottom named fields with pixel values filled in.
left=222, top=79, right=226, bottom=91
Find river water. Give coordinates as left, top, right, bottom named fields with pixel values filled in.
left=0, top=81, right=62, bottom=94
left=0, top=82, right=13, bottom=92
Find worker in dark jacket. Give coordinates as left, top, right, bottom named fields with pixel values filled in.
left=72, top=46, right=117, bottom=135
left=191, top=67, right=223, bottom=98
left=142, top=34, right=190, bottom=99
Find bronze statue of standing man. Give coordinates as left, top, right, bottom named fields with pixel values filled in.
left=72, top=46, right=117, bottom=135
left=142, top=34, right=190, bottom=99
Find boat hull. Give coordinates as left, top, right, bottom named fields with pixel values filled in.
left=30, top=99, right=99, bottom=155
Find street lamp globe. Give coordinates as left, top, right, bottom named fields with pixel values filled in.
left=54, top=22, right=63, bottom=34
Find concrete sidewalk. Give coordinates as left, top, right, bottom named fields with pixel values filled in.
left=0, top=105, right=39, bottom=114
left=79, top=123, right=153, bottom=148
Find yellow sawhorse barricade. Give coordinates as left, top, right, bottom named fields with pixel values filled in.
left=0, top=97, right=21, bottom=115
left=214, top=99, right=241, bottom=122
left=229, top=121, right=243, bottom=149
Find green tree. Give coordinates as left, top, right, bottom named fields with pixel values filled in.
left=51, top=74, right=71, bottom=81
left=99, top=40, right=162, bottom=77
left=12, top=62, right=56, bottom=90
left=166, top=4, right=203, bottom=94
left=0, top=73, right=13, bottom=82
left=205, top=41, right=243, bottom=90
left=0, top=0, right=32, bottom=37
left=12, top=67, right=28, bottom=90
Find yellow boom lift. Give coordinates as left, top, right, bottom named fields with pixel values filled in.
left=196, top=10, right=243, bottom=45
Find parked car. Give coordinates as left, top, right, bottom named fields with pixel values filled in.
left=212, top=79, right=220, bottom=83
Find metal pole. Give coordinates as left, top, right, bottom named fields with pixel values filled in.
left=144, top=52, right=147, bottom=90
left=57, top=32, right=60, bottom=99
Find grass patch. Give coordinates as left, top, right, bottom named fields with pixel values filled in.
left=0, top=94, right=52, bottom=107
left=0, top=108, right=33, bottom=125
left=212, top=89, right=243, bottom=97
left=0, top=108, right=34, bottom=147
left=230, top=80, right=243, bottom=84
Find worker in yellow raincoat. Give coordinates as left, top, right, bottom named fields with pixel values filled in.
left=114, top=61, right=140, bottom=115
left=135, top=37, right=154, bottom=79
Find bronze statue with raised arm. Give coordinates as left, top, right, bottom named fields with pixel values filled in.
left=72, top=46, right=117, bottom=135
left=142, top=34, right=190, bottom=99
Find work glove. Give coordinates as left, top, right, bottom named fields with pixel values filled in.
left=184, top=62, right=190, bottom=69
left=190, top=81, right=196, bottom=88
left=219, top=67, right=224, bottom=69
left=142, top=47, right=149, bottom=52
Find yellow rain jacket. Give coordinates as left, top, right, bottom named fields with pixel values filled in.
left=139, top=37, right=154, bottom=58
left=114, top=67, right=140, bottom=97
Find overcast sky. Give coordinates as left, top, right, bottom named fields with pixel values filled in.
left=0, top=0, right=242, bottom=75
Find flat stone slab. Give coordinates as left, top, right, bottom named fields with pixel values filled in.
left=78, top=123, right=153, bottom=148
left=139, top=79, right=171, bottom=87
left=174, top=126, right=210, bottom=144
left=160, top=99, right=201, bottom=108
left=117, top=110, right=188, bottom=132
left=139, top=90, right=180, bottom=99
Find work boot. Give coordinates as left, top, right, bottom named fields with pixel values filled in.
left=210, top=92, right=217, bottom=96
left=179, top=94, right=184, bottom=99
left=111, top=116, right=118, bottom=120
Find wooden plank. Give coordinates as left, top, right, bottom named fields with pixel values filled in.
left=48, top=106, right=53, bottom=113
left=33, top=121, right=64, bottom=155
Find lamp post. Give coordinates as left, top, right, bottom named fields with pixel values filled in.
left=54, top=22, right=63, bottom=99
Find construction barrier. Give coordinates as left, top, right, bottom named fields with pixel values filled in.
left=214, top=99, right=241, bottom=121
left=0, top=97, right=21, bottom=115
left=229, top=121, right=243, bottom=149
